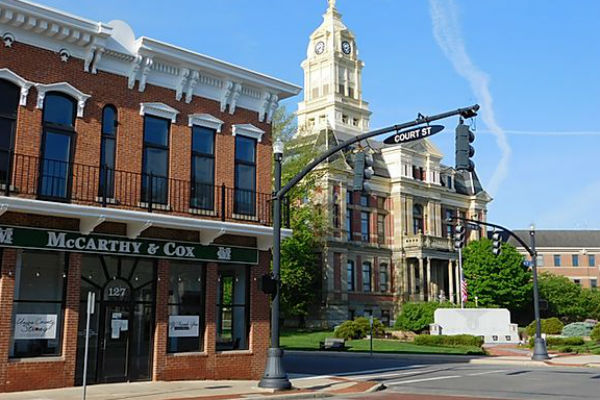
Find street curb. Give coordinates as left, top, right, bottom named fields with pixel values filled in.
left=243, top=392, right=333, bottom=399
left=285, top=350, right=481, bottom=362
left=469, top=358, right=550, bottom=367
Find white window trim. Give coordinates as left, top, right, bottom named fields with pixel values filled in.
left=0, top=68, right=33, bottom=106
left=139, top=102, right=179, bottom=123
left=231, top=124, right=264, bottom=143
left=188, top=113, right=224, bottom=132
left=35, top=82, right=91, bottom=118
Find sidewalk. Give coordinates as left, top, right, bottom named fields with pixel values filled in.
left=474, top=345, right=600, bottom=368
left=0, top=377, right=383, bottom=400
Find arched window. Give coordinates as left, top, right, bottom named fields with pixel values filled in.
left=99, top=105, right=117, bottom=198
left=0, top=79, right=19, bottom=186
left=39, top=92, right=76, bottom=199
left=413, top=204, right=424, bottom=234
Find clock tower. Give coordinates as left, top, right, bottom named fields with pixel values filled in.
left=297, top=0, right=371, bottom=136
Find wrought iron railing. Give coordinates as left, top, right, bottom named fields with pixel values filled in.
left=0, top=152, right=289, bottom=228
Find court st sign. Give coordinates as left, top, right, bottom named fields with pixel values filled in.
left=0, top=225, right=258, bottom=264
left=383, top=125, right=444, bottom=145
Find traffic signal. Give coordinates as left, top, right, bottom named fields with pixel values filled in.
left=353, top=151, right=375, bottom=191
left=454, top=224, right=466, bottom=249
left=492, top=231, right=502, bottom=256
left=455, top=120, right=475, bottom=172
left=258, top=273, right=277, bottom=295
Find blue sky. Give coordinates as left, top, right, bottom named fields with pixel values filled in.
left=38, top=0, right=600, bottom=229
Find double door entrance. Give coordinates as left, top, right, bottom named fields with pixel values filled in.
left=76, top=256, right=155, bottom=385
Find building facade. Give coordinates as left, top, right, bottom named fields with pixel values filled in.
left=0, top=0, right=299, bottom=392
left=510, top=231, right=600, bottom=289
left=295, top=1, right=491, bottom=327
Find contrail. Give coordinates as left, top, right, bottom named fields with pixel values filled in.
left=429, top=0, right=510, bottom=196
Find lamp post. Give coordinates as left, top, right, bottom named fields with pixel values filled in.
left=258, top=138, right=292, bottom=390
left=530, top=224, right=550, bottom=360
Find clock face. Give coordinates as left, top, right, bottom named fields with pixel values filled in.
left=342, top=40, right=352, bottom=54
left=315, top=41, right=325, bottom=55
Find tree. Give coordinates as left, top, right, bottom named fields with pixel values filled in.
left=462, top=239, right=532, bottom=317
left=271, top=106, right=326, bottom=324
left=538, top=273, right=600, bottom=323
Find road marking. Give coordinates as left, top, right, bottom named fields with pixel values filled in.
left=387, top=375, right=462, bottom=386
left=291, top=365, right=426, bottom=381
left=467, top=369, right=508, bottom=376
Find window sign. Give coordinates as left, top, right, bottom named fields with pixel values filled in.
left=169, top=316, right=200, bottom=338
left=14, top=314, right=58, bottom=340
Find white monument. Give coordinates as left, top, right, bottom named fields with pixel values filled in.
left=430, top=308, right=520, bottom=344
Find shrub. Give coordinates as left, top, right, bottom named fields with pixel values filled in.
left=591, top=324, right=600, bottom=342
left=334, top=317, right=385, bottom=340
left=528, top=336, right=585, bottom=348
left=394, top=302, right=454, bottom=333
left=525, top=317, right=563, bottom=336
left=414, top=334, right=484, bottom=347
left=562, top=321, right=595, bottom=337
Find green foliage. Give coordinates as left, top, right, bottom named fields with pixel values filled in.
left=562, top=322, right=596, bottom=337
left=414, top=334, right=484, bottom=347
left=525, top=317, right=564, bottom=336
left=591, top=324, right=600, bottom=342
left=528, top=336, right=585, bottom=348
left=462, top=239, right=532, bottom=315
left=334, top=317, right=385, bottom=340
left=538, top=273, right=600, bottom=323
left=394, top=302, right=454, bottom=333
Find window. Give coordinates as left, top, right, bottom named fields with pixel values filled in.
left=362, top=262, right=371, bottom=292
left=590, top=255, right=596, bottom=267
left=348, top=309, right=355, bottom=320
left=360, top=193, right=369, bottom=207
left=572, top=255, right=579, bottom=267
left=338, top=84, right=344, bottom=94
left=10, top=251, right=66, bottom=358
left=573, top=279, right=581, bottom=286
left=347, top=260, right=355, bottom=291
left=381, top=310, right=391, bottom=327
left=168, top=263, right=205, bottom=353
left=592, top=279, right=598, bottom=290
left=346, top=208, right=353, bottom=241
left=39, top=93, right=76, bottom=199
left=361, top=211, right=370, bottom=242
left=234, top=136, right=256, bottom=216
left=346, top=190, right=353, bottom=205
left=142, top=115, right=170, bottom=204
left=553, top=255, right=561, bottom=266
left=377, top=214, right=385, bottom=244
left=333, top=203, right=340, bottom=228
left=348, top=86, right=355, bottom=98
left=0, top=79, right=19, bottom=186
left=216, top=266, right=249, bottom=351
left=191, top=126, right=215, bottom=210
left=377, top=197, right=386, bottom=209
left=447, top=176, right=453, bottom=189
left=342, top=114, right=348, bottom=124
left=379, top=263, right=388, bottom=292
left=413, top=204, right=424, bottom=234
left=536, top=255, right=544, bottom=267
left=311, top=87, right=319, bottom=100
left=99, top=105, right=117, bottom=198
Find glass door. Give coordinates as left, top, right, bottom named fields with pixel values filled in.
left=99, top=303, right=131, bottom=383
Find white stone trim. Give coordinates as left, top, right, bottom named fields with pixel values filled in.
left=188, top=114, right=224, bottom=132
left=139, top=102, right=179, bottom=123
left=0, top=68, right=32, bottom=106
left=231, top=124, right=265, bottom=143
left=35, top=82, right=91, bottom=118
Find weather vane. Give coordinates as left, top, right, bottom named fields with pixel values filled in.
left=328, top=0, right=336, bottom=10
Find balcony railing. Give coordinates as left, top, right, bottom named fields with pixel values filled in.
left=0, top=152, right=289, bottom=228
left=403, top=233, right=453, bottom=251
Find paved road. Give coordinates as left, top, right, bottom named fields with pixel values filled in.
left=284, top=351, right=600, bottom=400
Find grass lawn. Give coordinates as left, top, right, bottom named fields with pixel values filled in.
left=280, top=330, right=485, bottom=355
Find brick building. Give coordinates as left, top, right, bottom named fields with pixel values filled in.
left=0, top=0, right=299, bottom=392
left=295, top=1, right=491, bottom=327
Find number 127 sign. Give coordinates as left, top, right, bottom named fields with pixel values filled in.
left=383, top=125, right=444, bottom=145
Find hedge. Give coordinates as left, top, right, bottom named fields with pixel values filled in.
left=525, top=317, right=563, bottom=336
left=528, top=336, right=585, bottom=348
left=562, top=322, right=595, bottom=337
left=394, top=302, right=454, bottom=333
left=334, top=317, right=385, bottom=340
left=591, top=324, right=600, bottom=342
left=414, top=334, right=484, bottom=347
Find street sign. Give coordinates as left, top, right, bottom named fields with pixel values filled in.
left=383, top=125, right=444, bottom=145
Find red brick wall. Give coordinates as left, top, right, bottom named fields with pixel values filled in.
left=0, top=41, right=273, bottom=222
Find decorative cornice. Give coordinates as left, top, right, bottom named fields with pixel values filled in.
left=35, top=81, right=90, bottom=117
left=188, top=114, right=224, bottom=132
left=0, top=68, right=32, bottom=106
left=232, top=124, right=265, bottom=143
left=139, top=102, right=179, bottom=123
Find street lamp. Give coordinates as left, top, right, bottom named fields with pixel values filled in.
left=530, top=224, right=550, bottom=360
left=258, top=138, right=292, bottom=390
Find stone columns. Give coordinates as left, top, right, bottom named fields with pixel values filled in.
left=402, top=258, right=409, bottom=300
left=426, top=257, right=432, bottom=301
left=418, top=257, right=425, bottom=301
left=448, top=260, right=454, bottom=304
left=409, top=259, right=416, bottom=300
left=431, top=261, right=439, bottom=300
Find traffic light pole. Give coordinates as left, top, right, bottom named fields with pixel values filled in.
left=458, top=247, right=464, bottom=308
left=448, top=216, right=550, bottom=361
left=259, top=104, right=481, bottom=391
